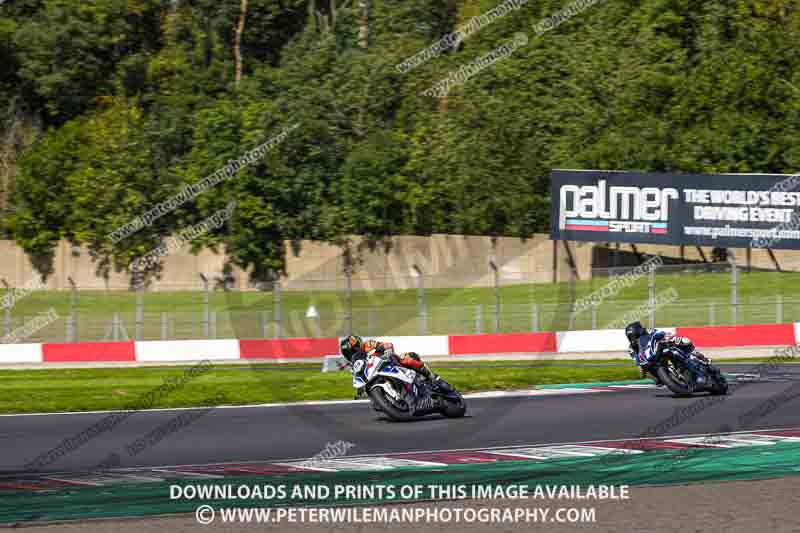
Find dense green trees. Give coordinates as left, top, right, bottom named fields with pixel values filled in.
left=1, top=0, right=799, bottom=282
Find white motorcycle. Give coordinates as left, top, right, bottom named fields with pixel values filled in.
left=352, top=355, right=466, bottom=422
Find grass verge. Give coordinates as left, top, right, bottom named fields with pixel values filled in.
left=0, top=360, right=642, bottom=414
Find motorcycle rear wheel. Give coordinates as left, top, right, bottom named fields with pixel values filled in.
left=440, top=390, right=466, bottom=418
left=708, top=367, right=729, bottom=395
left=368, top=387, right=414, bottom=421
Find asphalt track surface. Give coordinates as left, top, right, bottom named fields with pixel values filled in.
left=1, top=363, right=798, bottom=476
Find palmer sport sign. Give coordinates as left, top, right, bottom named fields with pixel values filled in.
left=550, top=170, right=800, bottom=249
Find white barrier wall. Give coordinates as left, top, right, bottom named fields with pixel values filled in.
left=0, top=343, right=43, bottom=363
left=0, top=323, right=776, bottom=366
left=556, top=327, right=676, bottom=353
left=135, top=340, right=241, bottom=362
left=366, top=336, right=450, bottom=357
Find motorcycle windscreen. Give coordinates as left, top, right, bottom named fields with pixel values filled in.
left=363, top=355, right=385, bottom=382
left=351, top=357, right=375, bottom=388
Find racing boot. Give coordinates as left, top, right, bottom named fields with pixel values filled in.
left=422, top=366, right=455, bottom=393
left=694, top=351, right=711, bottom=364
left=416, top=362, right=436, bottom=381
left=402, top=352, right=454, bottom=393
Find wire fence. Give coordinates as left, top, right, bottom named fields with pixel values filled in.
left=2, top=260, right=800, bottom=343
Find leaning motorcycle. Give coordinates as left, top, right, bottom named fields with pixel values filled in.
left=645, top=340, right=728, bottom=396
left=351, top=355, right=466, bottom=421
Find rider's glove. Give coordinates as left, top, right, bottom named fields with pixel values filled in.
left=675, top=336, right=695, bottom=352
left=374, top=343, right=399, bottom=364
left=655, top=339, right=668, bottom=354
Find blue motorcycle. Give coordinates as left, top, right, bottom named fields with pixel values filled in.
left=640, top=335, right=728, bottom=396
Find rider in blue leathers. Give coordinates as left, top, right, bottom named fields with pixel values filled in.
left=624, top=321, right=704, bottom=385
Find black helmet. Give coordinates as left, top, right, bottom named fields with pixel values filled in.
left=340, top=335, right=363, bottom=363
left=625, top=321, right=646, bottom=350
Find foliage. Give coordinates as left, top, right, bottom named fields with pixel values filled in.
left=2, top=0, right=800, bottom=281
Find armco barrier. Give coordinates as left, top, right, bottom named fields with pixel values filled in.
left=0, top=322, right=796, bottom=365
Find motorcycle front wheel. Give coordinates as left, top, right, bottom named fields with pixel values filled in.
left=368, top=387, right=414, bottom=422
left=656, top=360, right=693, bottom=396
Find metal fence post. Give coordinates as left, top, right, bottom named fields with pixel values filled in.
left=531, top=303, right=539, bottom=332
left=730, top=255, right=738, bottom=325
left=344, top=257, right=353, bottom=336
left=288, top=309, right=299, bottom=337
left=1, top=279, right=11, bottom=338
left=210, top=311, right=217, bottom=339
left=413, top=265, right=426, bottom=335
left=567, top=263, right=577, bottom=331
left=161, top=312, right=168, bottom=340
left=65, top=315, right=74, bottom=343
left=475, top=305, right=482, bottom=334
left=200, top=274, right=210, bottom=338
left=68, top=277, right=78, bottom=342
left=490, top=258, right=500, bottom=333
left=274, top=278, right=283, bottom=338
left=591, top=301, right=598, bottom=330
left=112, top=312, right=120, bottom=342
left=2, top=307, right=10, bottom=340
left=135, top=280, right=144, bottom=341
left=777, top=294, right=784, bottom=324
left=261, top=310, right=269, bottom=338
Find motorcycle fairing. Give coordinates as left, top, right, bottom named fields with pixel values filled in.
left=351, top=355, right=416, bottom=388
left=639, top=332, right=662, bottom=364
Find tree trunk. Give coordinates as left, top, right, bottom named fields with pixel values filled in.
left=0, top=103, right=41, bottom=211
left=234, top=0, right=248, bottom=86
left=203, top=11, right=213, bottom=67
left=353, top=0, right=371, bottom=139
left=358, top=0, right=370, bottom=49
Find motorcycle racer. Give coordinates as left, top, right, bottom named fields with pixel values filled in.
left=340, top=334, right=466, bottom=419
left=624, top=321, right=706, bottom=384
left=339, top=335, right=450, bottom=389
